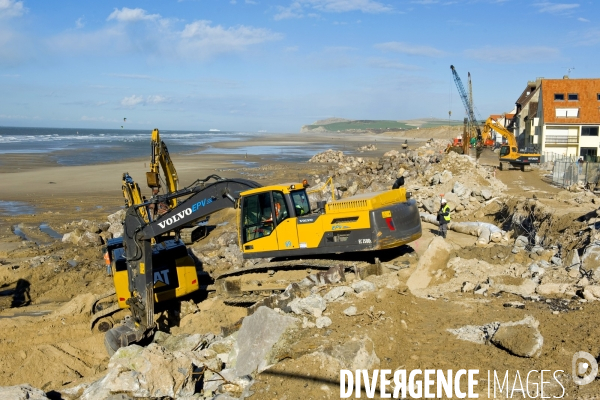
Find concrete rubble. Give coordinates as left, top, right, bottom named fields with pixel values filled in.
left=5, top=137, right=600, bottom=398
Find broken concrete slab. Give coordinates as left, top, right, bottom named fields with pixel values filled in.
left=447, top=322, right=500, bottom=344
left=235, top=306, right=298, bottom=377
left=490, top=316, right=543, bottom=358
left=81, top=343, right=197, bottom=399
left=406, top=236, right=453, bottom=295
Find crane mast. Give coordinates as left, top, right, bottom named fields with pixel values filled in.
left=450, top=65, right=482, bottom=141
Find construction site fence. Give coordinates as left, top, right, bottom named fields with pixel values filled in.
left=542, top=152, right=600, bottom=163
left=552, top=161, right=600, bottom=188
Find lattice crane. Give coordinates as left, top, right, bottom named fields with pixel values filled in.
left=450, top=65, right=482, bottom=141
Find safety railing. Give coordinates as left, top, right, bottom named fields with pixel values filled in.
left=551, top=161, right=600, bottom=188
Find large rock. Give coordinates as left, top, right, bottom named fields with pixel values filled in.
left=107, top=209, right=126, bottom=238
left=80, top=343, right=197, bottom=399
left=235, top=306, right=297, bottom=377
left=351, top=280, right=376, bottom=294
left=406, top=237, right=453, bottom=295
left=490, top=316, right=543, bottom=358
left=289, top=294, right=327, bottom=317
left=582, top=244, right=600, bottom=271
left=452, top=181, right=469, bottom=198
left=323, top=286, right=353, bottom=302
left=0, top=385, right=49, bottom=400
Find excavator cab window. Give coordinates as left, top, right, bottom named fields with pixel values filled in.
left=242, top=192, right=275, bottom=242
left=291, top=190, right=310, bottom=216
left=499, top=146, right=511, bottom=157
left=272, top=191, right=289, bottom=223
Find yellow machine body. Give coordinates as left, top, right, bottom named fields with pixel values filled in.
left=238, top=183, right=422, bottom=259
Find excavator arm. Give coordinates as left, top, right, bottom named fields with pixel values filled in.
left=482, top=117, right=518, bottom=149
left=147, top=129, right=179, bottom=209
left=106, top=176, right=261, bottom=350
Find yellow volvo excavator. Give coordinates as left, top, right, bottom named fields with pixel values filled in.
left=482, top=117, right=540, bottom=171
left=100, top=130, right=423, bottom=355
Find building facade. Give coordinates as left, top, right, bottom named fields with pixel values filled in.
left=529, top=77, right=600, bottom=161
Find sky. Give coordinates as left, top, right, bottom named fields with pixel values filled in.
left=0, top=0, right=598, bottom=133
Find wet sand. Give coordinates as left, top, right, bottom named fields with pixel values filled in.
left=0, top=131, right=419, bottom=202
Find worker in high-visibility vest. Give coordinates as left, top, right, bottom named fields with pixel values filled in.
left=437, top=198, right=451, bottom=238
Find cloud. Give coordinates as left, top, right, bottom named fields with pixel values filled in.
left=464, top=45, right=560, bottom=63
left=533, top=2, right=579, bottom=14
left=179, top=20, right=283, bottom=58
left=121, top=94, right=168, bottom=108
left=47, top=9, right=282, bottom=62
left=274, top=0, right=392, bottom=20
left=75, top=17, right=85, bottom=29
left=107, top=7, right=160, bottom=22
left=574, top=28, right=600, bottom=46
left=368, top=57, right=422, bottom=70
left=374, top=42, right=446, bottom=57
left=578, top=17, right=589, bottom=22
left=0, top=0, right=25, bottom=19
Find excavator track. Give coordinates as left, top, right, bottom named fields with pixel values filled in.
left=89, top=290, right=119, bottom=332
left=215, top=258, right=375, bottom=306
left=215, top=259, right=372, bottom=280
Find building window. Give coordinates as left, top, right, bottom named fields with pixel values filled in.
left=580, top=147, right=597, bottom=160
left=582, top=126, right=599, bottom=136
left=568, top=93, right=579, bottom=101
left=555, top=108, right=579, bottom=118
left=554, top=93, right=564, bottom=101
left=597, top=93, right=600, bottom=101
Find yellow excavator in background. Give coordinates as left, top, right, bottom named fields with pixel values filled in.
left=94, top=129, right=197, bottom=334
left=482, top=117, right=540, bottom=171
left=101, top=130, right=423, bottom=355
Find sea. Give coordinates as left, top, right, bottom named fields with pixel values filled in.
left=0, top=126, right=340, bottom=166
left=0, top=126, right=257, bottom=166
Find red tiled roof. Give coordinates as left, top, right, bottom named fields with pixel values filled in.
left=541, top=78, right=600, bottom=124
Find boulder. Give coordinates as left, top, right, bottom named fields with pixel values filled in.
left=81, top=344, right=197, bottom=399
left=582, top=244, right=600, bottom=271
left=79, top=231, right=103, bottom=247
left=0, top=385, right=49, bottom=400
left=323, top=286, right=353, bottom=302
left=107, top=209, right=126, bottom=238
left=406, top=237, right=453, bottom=294
left=440, top=170, right=453, bottom=184
left=316, top=316, right=332, bottom=329
left=490, top=316, right=543, bottom=358
left=351, top=280, right=376, bottom=294
left=289, top=294, right=327, bottom=317
left=343, top=306, right=358, bottom=316
left=234, top=306, right=297, bottom=377
left=452, top=182, right=468, bottom=198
